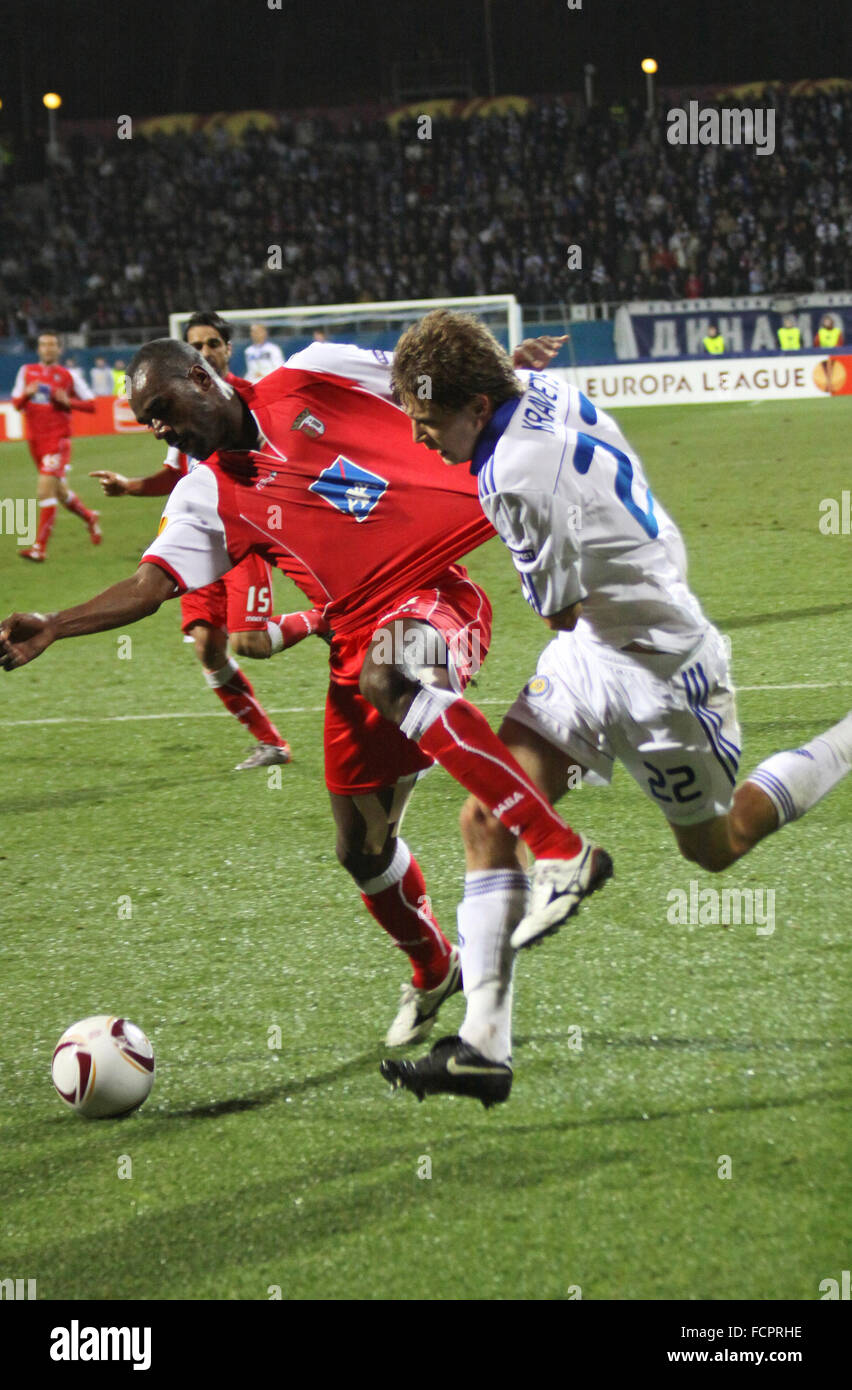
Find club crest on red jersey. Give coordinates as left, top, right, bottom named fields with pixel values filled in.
left=309, top=454, right=388, bottom=522
left=291, top=408, right=326, bottom=439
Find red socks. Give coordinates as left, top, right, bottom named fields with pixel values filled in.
left=33, top=495, right=99, bottom=554
left=359, top=841, right=453, bottom=989
left=36, top=500, right=58, bottom=552
left=205, top=659, right=286, bottom=747
left=63, top=491, right=97, bottom=525
left=268, top=609, right=328, bottom=653
left=404, top=688, right=583, bottom=861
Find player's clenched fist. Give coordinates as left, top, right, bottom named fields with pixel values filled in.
left=0, top=612, right=56, bottom=670
left=90, top=470, right=130, bottom=496
left=512, top=335, right=569, bottom=369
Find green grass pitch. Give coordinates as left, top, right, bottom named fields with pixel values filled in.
left=0, top=400, right=849, bottom=1301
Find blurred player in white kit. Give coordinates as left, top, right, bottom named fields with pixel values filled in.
left=244, top=323, right=286, bottom=382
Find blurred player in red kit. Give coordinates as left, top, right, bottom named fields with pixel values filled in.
left=12, top=331, right=101, bottom=561
left=91, top=311, right=323, bottom=770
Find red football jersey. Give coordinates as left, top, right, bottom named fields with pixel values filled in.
left=12, top=363, right=94, bottom=447
left=143, top=368, right=494, bottom=638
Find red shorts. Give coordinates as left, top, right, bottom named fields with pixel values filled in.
left=30, top=438, right=71, bottom=477
left=324, top=574, right=492, bottom=795
left=180, top=553, right=274, bottom=634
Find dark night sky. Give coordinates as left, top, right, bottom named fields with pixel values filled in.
left=1, top=0, right=850, bottom=126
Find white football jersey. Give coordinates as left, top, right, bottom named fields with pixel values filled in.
left=473, top=371, right=707, bottom=660
left=162, top=444, right=199, bottom=475
left=244, top=340, right=286, bottom=381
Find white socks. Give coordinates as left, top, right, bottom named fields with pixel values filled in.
left=457, top=869, right=528, bottom=1064
left=399, top=684, right=458, bottom=742
left=747, top=710, right=852, bottom=826
left=356, top=838, right=411, bottom=896
left=203, top=658, right=240, bottom=689
left=266, top=620, right=285, bottom=655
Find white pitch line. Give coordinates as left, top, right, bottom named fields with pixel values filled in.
left=736, top=681, right=852, bottom=691
left=1, top=681, right=850, bottom=729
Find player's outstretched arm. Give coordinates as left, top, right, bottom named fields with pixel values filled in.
left=0, top=564, right=176, bottom=671
left=90, top=467, right=176, bottom=497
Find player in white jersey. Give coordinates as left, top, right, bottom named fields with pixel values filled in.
left=243, top=324, right=286, bottom=382
left=363, top=308, right=852, bottom=1106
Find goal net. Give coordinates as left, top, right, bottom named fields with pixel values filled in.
left=168, top=295, right=523, bottom=366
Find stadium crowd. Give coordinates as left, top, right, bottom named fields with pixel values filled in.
left=1, top=86, right=850, bottom=336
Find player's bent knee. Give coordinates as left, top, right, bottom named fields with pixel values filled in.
left=679, top=846, right=725, bottom=873
left=673, top=831, right=737, bottom=874
left=335, top=832, right=393, bottom=882
left=187, top=623, right=226, bottom=669
left=230, top=631, right=270, bottom=659
left=459, top=795, right=494, bottom=845
left=198, top=639, right=225, bottom=667
left=459, top=794, right=519, bottom=868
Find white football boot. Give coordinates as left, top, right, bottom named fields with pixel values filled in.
left=385, top=946, right=463, bottom=1047
left=510, top=838, right=613, bottom=950
left=234, top=742, right=292, bottom=771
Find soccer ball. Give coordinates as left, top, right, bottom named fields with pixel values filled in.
left=51, top=1015, right=155, bottom=1118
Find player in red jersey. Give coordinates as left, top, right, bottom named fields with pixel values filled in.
left=91, top=312, right=323, bottom=770
left=0, top=337, right=609, bottom=1046
left=11, top=331, right=101, bottom=562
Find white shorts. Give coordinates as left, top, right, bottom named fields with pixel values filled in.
left=506, top=624, right=741, bottom=826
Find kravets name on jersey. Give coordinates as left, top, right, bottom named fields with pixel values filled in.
left=470, top=370, right=707, bottom=661
left=143, top=366, right=494, bottom=640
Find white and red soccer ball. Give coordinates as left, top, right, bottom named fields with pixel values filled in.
left=51, top=1015, right=155, bottom=1118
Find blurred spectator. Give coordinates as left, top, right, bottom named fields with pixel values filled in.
left=63, top=354, right=92, bottom=396
left=0, top=88, right=849, bottom=334
left=814, top=313, right=844, bottom=347
left=777, top=315, right=802, bottom=349
left=703, top=323, right=725, bottom=354
left=91, top=356, right=114, bottom=394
